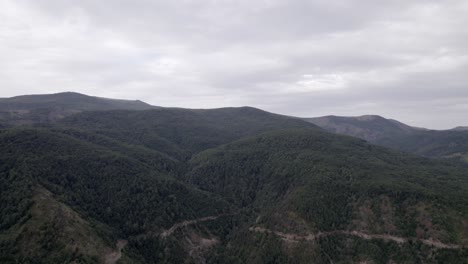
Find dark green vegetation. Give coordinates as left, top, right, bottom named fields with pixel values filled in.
left=0, top=92, right=156, bottom=126
left=1, top=93, right=467, bottom=263
left=307, top=115, right=468, bottom=163
left=0, top=128, right=229, bottom=263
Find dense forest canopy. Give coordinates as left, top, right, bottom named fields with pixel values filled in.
left=1, top=93, right=467, bottom=263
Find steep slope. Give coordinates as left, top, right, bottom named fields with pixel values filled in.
left=306, top=115, right=468, bottom=163
left=0, top=92, right=156, bottom=125
left=0, top=186, right=118, bottom=263
left=187, top=129, right=468, bottom=263
left=0, top=128, right=231, bottom=263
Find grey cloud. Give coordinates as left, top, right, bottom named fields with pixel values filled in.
left=0, top=0, right=467, bottom=129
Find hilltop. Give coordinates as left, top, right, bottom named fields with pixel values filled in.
left=0, top=92, right=156, bottom=125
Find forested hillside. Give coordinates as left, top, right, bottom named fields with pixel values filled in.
left=1, top=94, right=467, bottom=263
left=187, top=129, right=468, bottom=263
left=0, top=128, right=230, bottom=263
left=58, top=107, right=319, bottom=155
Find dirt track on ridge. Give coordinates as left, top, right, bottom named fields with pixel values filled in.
left=161, top=215, right=221, bottom=238
left=249, top=227, right=463, bottom=249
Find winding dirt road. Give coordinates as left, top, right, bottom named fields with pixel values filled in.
left=148, top=214, right=466, bottom=250
left=161, top=215, right=221, bottom=238
left=107, top=214, right=463, bottom=264
left=249, top=227, right=463, bottom=249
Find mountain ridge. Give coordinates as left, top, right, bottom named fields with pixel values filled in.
left=0, top=92, right=157, bottom=126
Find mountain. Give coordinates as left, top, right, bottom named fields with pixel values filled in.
left=1, top=93, right=468, bottom=263
left=306, top=115, right=468, bottom=163
left=0, top=92, right=156, bottom=125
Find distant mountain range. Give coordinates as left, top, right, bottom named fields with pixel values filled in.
left=304, top=115, right=423, bottom=141
left=1, top=92, right=467, bottom=263
left=306, top=115, right=468, bottom=163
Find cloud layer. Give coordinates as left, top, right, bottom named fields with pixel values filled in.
left=1, top=0, right=467, bottom=128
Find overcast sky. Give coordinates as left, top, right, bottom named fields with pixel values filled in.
left=1, top=0, right=467, bottom=129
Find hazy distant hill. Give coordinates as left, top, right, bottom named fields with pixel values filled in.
left=304, top=115, right=423, bottom=142
left=306, top=115, right=468, bottom=163
left=452, top=126, right=468, bottom=131
left=0, top=92, right=156, bottom=125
